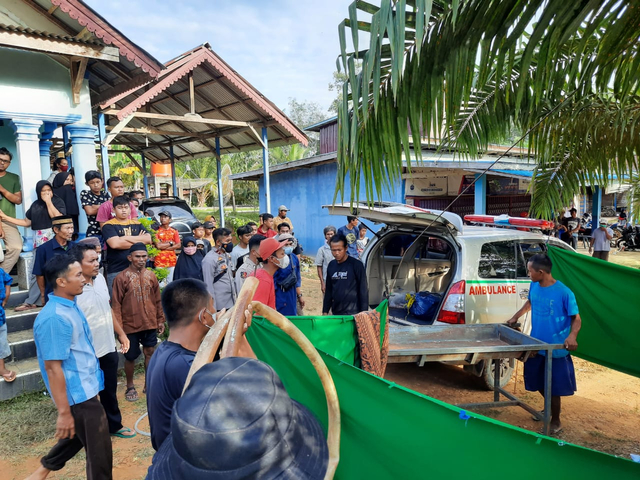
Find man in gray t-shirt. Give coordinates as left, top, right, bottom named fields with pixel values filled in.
left=589, top=222, right=613, bottom=261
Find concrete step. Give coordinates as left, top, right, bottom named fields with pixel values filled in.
left=5, top=289, right=30, bottom=308
left=7, top=328, right=35, bottom=362
left=0, top=357, right=43, bottom=401
left=5, top=308, right=40, bottom=334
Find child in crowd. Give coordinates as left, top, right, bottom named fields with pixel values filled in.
left=0, top=267, right=15, bottom=382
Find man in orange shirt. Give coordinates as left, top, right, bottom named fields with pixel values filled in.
left=251, top=237, right=288, bottom=309
left=256, top=213, right=277, bottom=238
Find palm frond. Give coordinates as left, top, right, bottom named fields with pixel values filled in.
left=337, top=0, right=640, bottom=207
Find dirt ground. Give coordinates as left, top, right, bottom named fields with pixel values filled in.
left=1, top=246, right=639, bottom=478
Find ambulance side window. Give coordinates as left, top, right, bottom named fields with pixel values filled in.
left=478, top=241, right=517, bottom=279
left=517, top=242, right=546, bottom=277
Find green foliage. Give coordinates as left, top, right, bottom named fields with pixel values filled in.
left=337, top=0, right=640, bottom=218
left=152, top=267, right=170, bottom=284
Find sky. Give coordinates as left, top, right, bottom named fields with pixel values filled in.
left=86, top=0, right=354, bottom=115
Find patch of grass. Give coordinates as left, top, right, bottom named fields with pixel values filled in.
left=0, top=390, right=57, bottom=456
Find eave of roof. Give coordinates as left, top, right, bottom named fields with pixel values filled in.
left=51, top=0, right=163, bottom=76
left=229, top=151, right=338, bottom=181
left=305, top=116, right=338, bottom=132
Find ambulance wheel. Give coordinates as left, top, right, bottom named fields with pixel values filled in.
left=481, top=359, right=514, bottom=390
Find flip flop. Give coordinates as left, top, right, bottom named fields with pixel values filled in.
left=125, top=386, right=139, bottom=402
left=1, top=371, right=16, bottom=383
left=540, top=425, right=563, bottom=435
left=111, top=427, right=137, bottom=439
left=531, top=410, right=544, bottom=421
left=14, top=303, right=38, bottom=312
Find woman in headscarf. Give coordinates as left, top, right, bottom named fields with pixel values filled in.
left=0, top=180, right=65, bottom=311
left=52, top=171, right=80, bottom=236
left=173, top=236, right=205, bottom=281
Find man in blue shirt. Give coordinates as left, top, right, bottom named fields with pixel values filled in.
left=508, top=253, right=582, bottom=435
left=28, top=255, right=112, bottom=479
left=32, top=215, right=76, bottom=306
left=337, top=215, right=359, bottom=258
left=146, top=278, right=254, bottom=450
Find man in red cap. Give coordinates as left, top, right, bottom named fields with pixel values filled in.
left=251, top=237, right=288, bottom=309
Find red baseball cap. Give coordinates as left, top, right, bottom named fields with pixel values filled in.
left=259, top=237, right=287, bottom=260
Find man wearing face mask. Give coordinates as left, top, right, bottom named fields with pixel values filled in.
left=202, top=228, right=236, bottom=310
left=251, top=237, right=288, bottom=310
left=273, top=233, right=304, bottom=316
left=146, top=278, right=255, bottom=451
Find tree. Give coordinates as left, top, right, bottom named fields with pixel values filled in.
left=283, top=98, right=326, bottom=156
left=336, top=0, right=640, bottom=219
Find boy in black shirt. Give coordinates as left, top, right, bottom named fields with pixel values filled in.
left=322, top=235, right=369, bottom=315
left=102, top=196, right=151, bottom=293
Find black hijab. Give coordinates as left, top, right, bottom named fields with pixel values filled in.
left=25, top=181, right=67, bottom=231
left=173, top=236, right=205, bottom=281
left=52, top=171, right=79, bottom=216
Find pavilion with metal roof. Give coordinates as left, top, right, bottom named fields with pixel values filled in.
left=94, top=43, right=308, bottom=222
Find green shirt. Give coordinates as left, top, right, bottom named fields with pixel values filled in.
left=0, top=172, right=21, bottom=217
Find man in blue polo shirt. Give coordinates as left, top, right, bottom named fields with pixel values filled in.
left=32, top=215, right=76, bottom=306
left=507, top=253, right=582, bottom=436
left=28, top=255, right=112, bottom=479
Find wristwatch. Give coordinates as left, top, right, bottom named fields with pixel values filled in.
left=297, top=293, right=303, bottom=298
left=169, top=241, right=174, bottom=246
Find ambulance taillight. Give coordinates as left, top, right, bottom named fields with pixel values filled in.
left=436, top=280, right=466, bottom=324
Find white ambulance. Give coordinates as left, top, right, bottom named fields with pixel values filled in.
left=325, top=202, right=573, bottom=388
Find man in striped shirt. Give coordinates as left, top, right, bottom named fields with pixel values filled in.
left=29, top=255, right=112, bottom=479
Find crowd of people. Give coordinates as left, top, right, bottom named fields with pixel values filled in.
left=0, top=150, right=371, bottom=478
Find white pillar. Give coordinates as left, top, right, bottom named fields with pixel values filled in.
left=10, top=118, right=43, bottom=248
left=67, top=123, right=97, bottom=239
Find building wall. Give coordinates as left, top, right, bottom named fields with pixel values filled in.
left=258, top=162, right=404, bottom=257
left=0, top=48, right=93, bottom=123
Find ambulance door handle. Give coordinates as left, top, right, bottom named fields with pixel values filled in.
left=519, top=288, right=529, bottom=300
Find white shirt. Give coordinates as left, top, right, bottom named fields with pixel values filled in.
left=314, top=243, right=334, bottom=281
left=230, top=244, right=249, bottom=271
left=235, top=256, right=258, bottom=293
left=76, top=273, right=116, bottom=358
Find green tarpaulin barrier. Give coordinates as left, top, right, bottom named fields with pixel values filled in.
left=246, top=314, right=639, bottom=479
left=547, top=246, right=640, bottom=378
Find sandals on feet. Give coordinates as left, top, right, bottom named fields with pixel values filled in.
left=14, top=303, right=38, bottom=312
left=1, top=371, right=16, bottom=383
left=125, top=386, right=139, bottom=402
left=112, top=426, right=137, bottom=439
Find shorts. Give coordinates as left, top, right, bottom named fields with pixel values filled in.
left=592, top=250, right=609, bottom=261
left=0, top=323, right=10, bottom=359
left=124, top=329, right=158, bottom=361
left=524, top=354, right=576, bottom=397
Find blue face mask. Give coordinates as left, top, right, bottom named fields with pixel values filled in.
left=284, top=246, right=294, bottom=255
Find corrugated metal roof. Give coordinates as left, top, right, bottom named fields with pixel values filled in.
left=0, top=23, right=105, bottom=46
left=98, top=43, right=308, bottom=162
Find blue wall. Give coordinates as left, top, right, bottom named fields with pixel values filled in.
left=258, top=162, right=404, bottom=257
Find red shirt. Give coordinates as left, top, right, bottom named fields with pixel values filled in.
left=257, top=226, right=277, bottom=238
left=251, top=268, right=276, bottom=309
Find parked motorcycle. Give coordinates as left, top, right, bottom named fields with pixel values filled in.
left=616, top=224, right=640, bottom=251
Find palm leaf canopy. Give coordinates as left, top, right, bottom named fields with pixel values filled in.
left=337, top=0, right=640, bottom=218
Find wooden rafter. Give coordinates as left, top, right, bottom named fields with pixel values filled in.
left=21, top=0, right=75, bottom=35
left=0, top=30, right=119, bottom=62
left=103, top=110, right=251, bottom=127
left=70, top=57, right=88, bottom=104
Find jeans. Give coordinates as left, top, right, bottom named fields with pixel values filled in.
left=40, top=396, right=112, bottom=479
left=99, top=350, right=123, bottom=433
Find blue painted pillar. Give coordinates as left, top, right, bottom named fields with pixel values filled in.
left=262, top=127, right=271, bottom=214
left=141, top=152, right=149, bottom=198
left=215, top=138, right=225, bottom=227
left=474, top=174, right=487, bottom=214
left=62, top=125, right=71, bottom=167
left=97, top=112, right=110, bottom=181
left=592, top=185, right=602, bottom=227
left=170, top=145, right=177, bottom=197
left=67, top=123, right=98, bottom=239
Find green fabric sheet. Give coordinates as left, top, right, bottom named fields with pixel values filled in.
left=246, top=315, right=639, bottom=479
left=547, top=246, right=640, bottom=378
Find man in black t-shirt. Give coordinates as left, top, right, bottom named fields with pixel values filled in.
left=322, top=234, right=369, bottom=315
left=146, top=279, right=254, bottom=450
left=101, top=196, right=151, bottom=293
left=562, top=208, right=580, bottom=249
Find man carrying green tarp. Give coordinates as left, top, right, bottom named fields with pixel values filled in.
left=508, top=253, right=582, bottom=435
